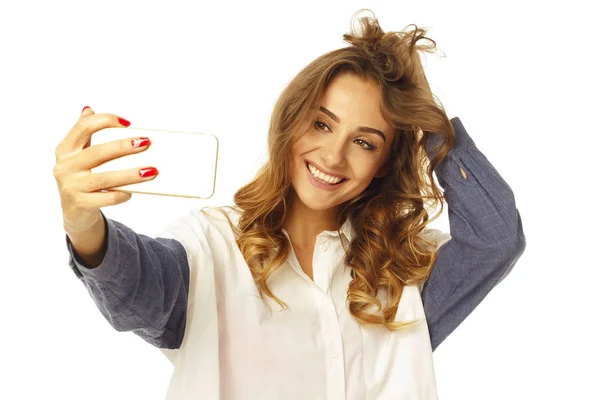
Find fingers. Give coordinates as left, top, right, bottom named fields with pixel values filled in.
left=56, top=165, right=158, bottom=218
left=81, top=106, right=94, bottom=149
left=78, top=190, right=134, bottom=209
left=82, top=166, right=159, bottom=193
left=55, top=157, right=158, bottom=204
left=81, top=105, right=94, bottom=117
left=54, top=106, right=147, bottom=225
left=55, top=106, right=132, bottom=163
left=71, top=135, right=152, bottom=172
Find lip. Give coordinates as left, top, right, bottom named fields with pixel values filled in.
left=305, top=162, right=348, bottom=191
left=305, top=161, right=348, bottom=180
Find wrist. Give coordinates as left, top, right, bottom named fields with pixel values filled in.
left=63, top=209, right=101, bottom=235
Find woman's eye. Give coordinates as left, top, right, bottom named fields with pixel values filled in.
left=313, top=120, right=376, bottom=151
left=314, top=120, right=330, bottom=132
left=356, top=139, right=376, bottom=151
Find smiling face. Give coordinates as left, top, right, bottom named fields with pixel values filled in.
left=289, top=73, right=394, bottom=213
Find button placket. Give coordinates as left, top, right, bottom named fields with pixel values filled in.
left=313, top=238, right=334, bottom=292
left=321, top=301, right=346, bottom=398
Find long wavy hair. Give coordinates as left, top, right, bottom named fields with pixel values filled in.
left=213, top=9, right=455, bottom=330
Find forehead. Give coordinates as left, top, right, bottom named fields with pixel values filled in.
left=320, top=74, right=392, bottom=137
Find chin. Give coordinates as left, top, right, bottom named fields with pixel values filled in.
left=291, top=179, right=352, bottom=212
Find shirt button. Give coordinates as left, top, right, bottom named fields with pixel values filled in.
left=332, top=351, right=338, bottom=358
left=319, top=244, right=328, bottom=252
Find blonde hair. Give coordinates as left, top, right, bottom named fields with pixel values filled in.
left=214, top=9, right=455, bottom=330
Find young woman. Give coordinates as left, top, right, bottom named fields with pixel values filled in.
left=54, top=10, right=526, bottom=400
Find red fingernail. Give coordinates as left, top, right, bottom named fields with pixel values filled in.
left=139, top=167, right=158, bottom=178
left=132, top=137, right=150, bottom=148
left=81, top=106, right=90, bottom=113
left=118, top=117, right=131, bottom=127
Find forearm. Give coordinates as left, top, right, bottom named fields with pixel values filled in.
left=426, top=117, right=522, bottom=245
left=422, top=116, right=526, bottom=351
left=65, top=215, right=191, bottom=349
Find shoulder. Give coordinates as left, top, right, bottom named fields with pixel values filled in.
left=155, top=205, right=242, bottom=254
left=158, top=205, right=240, bottom=234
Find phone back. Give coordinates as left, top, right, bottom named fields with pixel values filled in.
left=90, top=127, right=218, bottom=199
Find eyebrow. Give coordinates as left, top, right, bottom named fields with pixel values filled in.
left=319, top=106, right=386, bottom=142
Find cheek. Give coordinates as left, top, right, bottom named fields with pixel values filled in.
left=290, top=140, right=311, bottom=163
left=351, top=158, right=381, bottom=179
left=290, top=147, right=307, bottom=179
left=290, top=137, right=308, bottom=158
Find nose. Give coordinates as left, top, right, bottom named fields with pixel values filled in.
left=319, top=134, right=347, bottom=169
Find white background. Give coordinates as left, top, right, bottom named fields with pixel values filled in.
left=1, top=0, right=598, bottom=399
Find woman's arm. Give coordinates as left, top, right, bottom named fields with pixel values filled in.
left=422, top=117, right=526, bottom=352
left=66, top=211, right=191, bottom=350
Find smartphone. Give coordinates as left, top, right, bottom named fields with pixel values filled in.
left=90, top=127, right=219, bottom=199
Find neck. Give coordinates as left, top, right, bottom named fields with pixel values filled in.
left=282, top=195, right=343, bottom=248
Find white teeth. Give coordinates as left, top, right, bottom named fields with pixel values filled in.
left=307, top=163, right=343, bottom=184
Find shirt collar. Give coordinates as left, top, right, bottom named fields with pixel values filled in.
left=315, top=215, right=354, bottom=243
left=339, top=216, right=355, bottom=242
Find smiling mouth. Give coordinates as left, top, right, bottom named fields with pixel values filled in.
left=305, top=162, right=347, bottom=185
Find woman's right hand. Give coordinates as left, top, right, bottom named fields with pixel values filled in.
left=54, top=106, right=158, bottom=233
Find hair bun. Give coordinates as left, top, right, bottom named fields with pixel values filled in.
left=342, top=9, right=438, bottom=83
left=343, top=9, right=385, bottom=55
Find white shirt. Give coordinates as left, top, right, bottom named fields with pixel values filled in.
left=156, top=206, right=451, bottom=399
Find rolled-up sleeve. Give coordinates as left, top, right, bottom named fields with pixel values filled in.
left=66, top=211, right=191, bottom=350
left=422, top=117, right=527, bottom=352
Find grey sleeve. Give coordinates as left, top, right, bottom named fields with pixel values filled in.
left=66, top=211, right=190, bottom=350
left=422, top=117, right=527, bottom=352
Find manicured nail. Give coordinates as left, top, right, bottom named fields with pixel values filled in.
left=118, top=117, right=131, bottom=127
left=139, top=167, right=158, bottom=178
left=81, top=106, right=90, bottom=113
left=132, top=137, right=150, bottom=148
